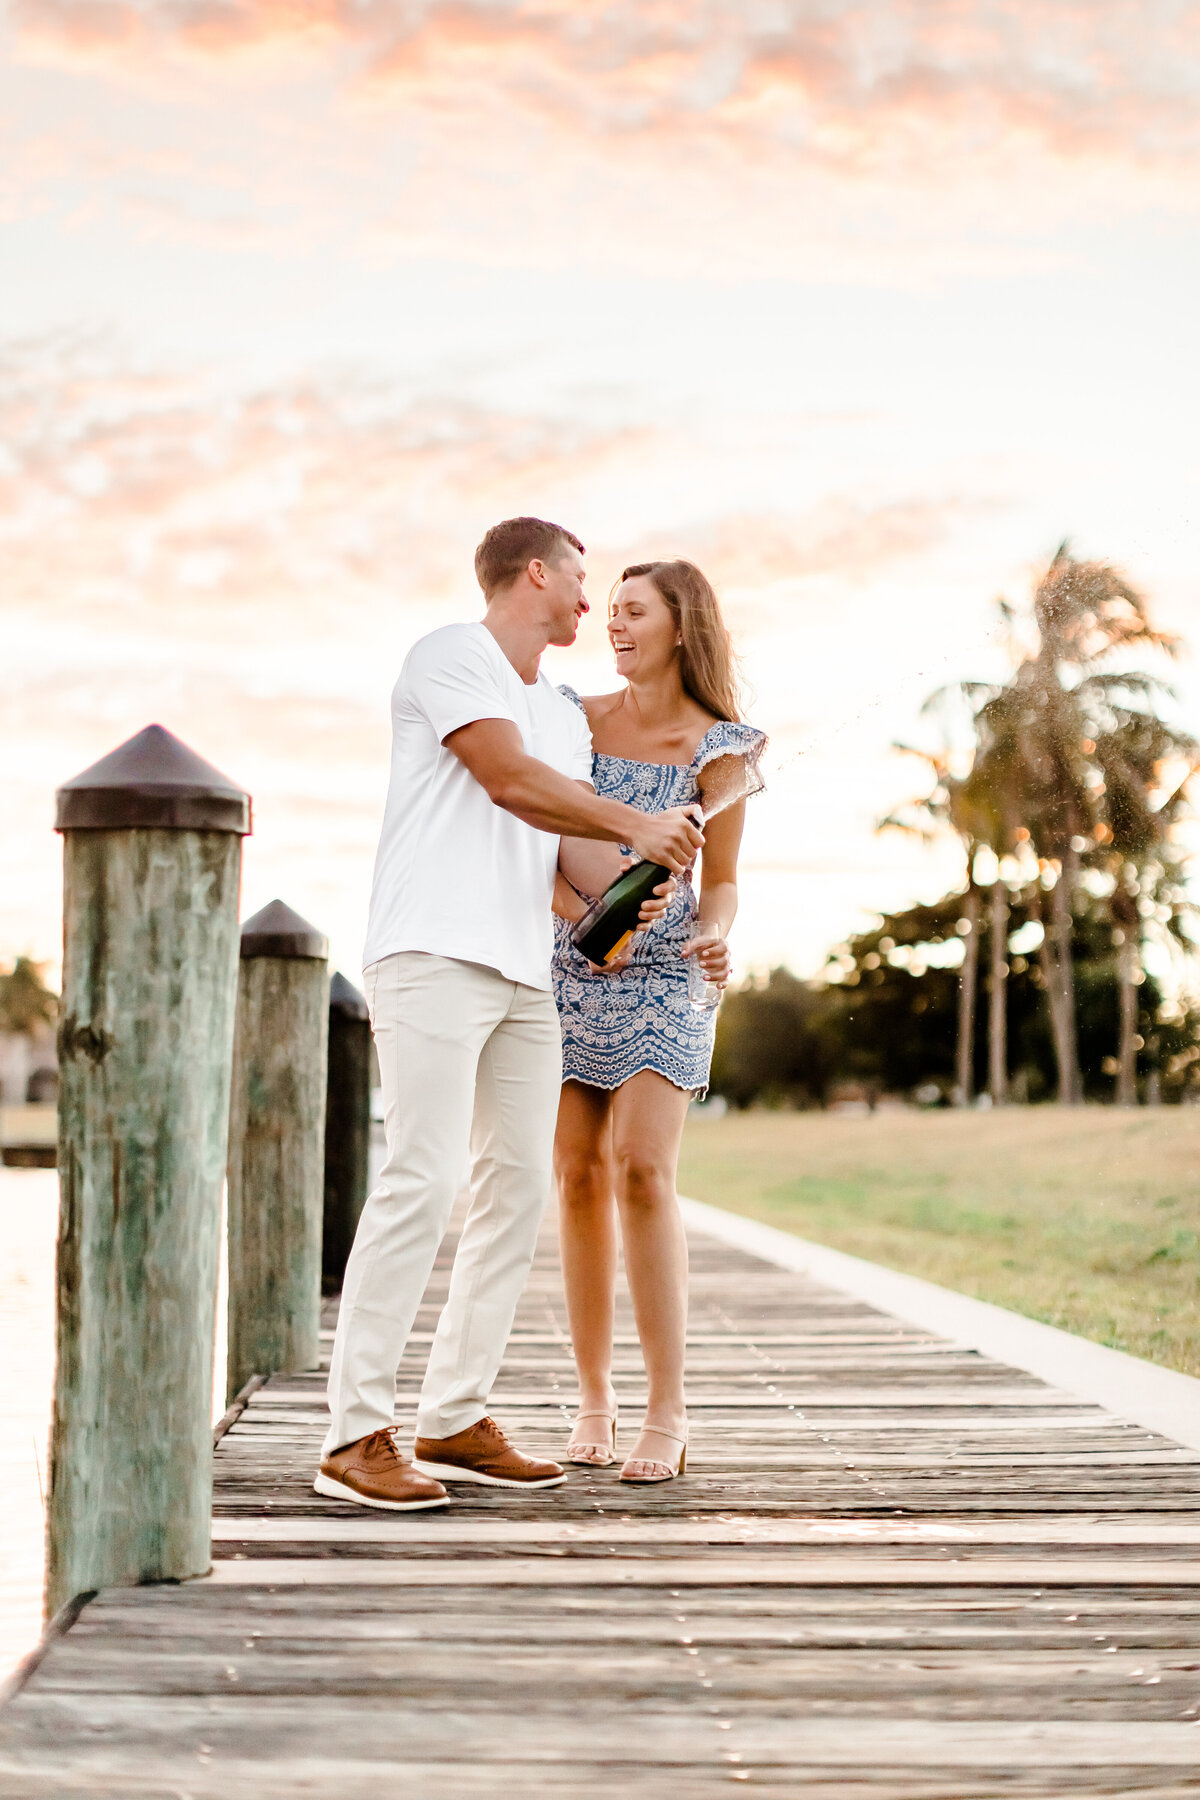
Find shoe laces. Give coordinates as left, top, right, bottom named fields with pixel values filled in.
left=363, top=1428, right=404, bottom=1467
left=478, top=1415, right=510, bottom=1447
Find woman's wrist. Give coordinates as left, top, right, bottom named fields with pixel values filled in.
left=554, top=873, right=591, bottom=924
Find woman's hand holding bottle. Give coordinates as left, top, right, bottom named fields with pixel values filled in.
left=636, top=871, right=676, bottom=928
left=589, top=868, right=676, bottom=972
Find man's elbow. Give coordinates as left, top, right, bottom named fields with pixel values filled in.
left=482, top=768, right=527, bottom=813
left=459, top=749, right=542, bottom=818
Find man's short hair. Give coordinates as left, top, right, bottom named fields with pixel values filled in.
left=474, top=517, right=584, bottom=598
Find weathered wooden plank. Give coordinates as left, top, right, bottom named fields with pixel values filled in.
left=25, top=1642, right=1200, bottom=1724
left=5, top=1696, right=1200, bottom=1766
left=251, top=1387, right=1084, bottom=1408
left=4, top=1768, right=1200, bottom=1800
left=62, top=1593, right=1200, bottom=1649
left=215, top=1428, right=1200, bottom=1460
left=322, top=1331, right=954, bottom=1347
left=72, top=1576, right=1200, bottom=1612
left=215, top=1440, right=1200, bottom=1468
left=4, top=1766, right=1197, bottom=1800
left=202, top=1556, right=1200, bottom=1587
left=210, top=1496, right=1200, bottom=1521
left=610, top=1354, right=980, bottom=1370
left=456, top=1348, right=981, bottom=1366
left=233, top=1409, right=1158, bottom=1434
left=204, top=1545, right=1200, bottom=1571
left=207, top=1516, right=1200, bottom=1545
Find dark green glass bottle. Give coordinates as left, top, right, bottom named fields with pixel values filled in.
left=571, top=860, right=671, bottom=967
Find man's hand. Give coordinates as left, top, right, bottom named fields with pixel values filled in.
left=628, top=806, right=703, bottom=874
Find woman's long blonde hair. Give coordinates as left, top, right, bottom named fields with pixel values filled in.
left=616, top=560, right=743, bottom=723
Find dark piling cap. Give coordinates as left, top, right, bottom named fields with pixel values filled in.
left=329, top=971, right=369, bottom=1019
left=56, top=724, right=251, bottom=834
left=240, top=899, right=328, bottom=961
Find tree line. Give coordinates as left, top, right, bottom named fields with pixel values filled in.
left=713, top=546, right=1200, bottom=1110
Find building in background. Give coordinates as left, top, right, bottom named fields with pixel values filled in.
left=0, top=959, right=58, bottom=1165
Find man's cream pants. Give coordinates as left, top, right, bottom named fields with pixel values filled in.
left=323, top=950, right=563, bottom=1454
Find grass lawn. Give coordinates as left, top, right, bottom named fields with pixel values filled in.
left=677, top=1106, right=1200, bottom=1378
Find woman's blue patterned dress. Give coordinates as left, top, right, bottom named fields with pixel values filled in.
left=552, top=687, right=767, bottom=1097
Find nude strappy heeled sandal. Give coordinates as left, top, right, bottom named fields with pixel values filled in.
left=566, top=1409, right=619, bottom=1467
left=619, top=1425, right=687, bottom=1484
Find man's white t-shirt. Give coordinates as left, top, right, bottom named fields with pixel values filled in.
left=363, top=622, right=594, bottom=990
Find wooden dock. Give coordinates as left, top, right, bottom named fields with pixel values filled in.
left=4, top=1207, right=1200, bottom=1797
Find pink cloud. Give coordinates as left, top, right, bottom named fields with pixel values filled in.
left=0, top=334, right=996, bottom=677
left=5, top=4, right=1195, bottom=286
left=0, top=333, right=659, bottom=642
left=14, top=0, right=1200, bottom=179
left=656, top=495, right=985, bottom=591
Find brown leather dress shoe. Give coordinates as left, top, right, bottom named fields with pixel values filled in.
left=413, top=1415, right=566, bottom=1488
left=314, top=1428, right=450, bottom=1511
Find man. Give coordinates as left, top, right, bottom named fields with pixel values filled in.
left=317, top=516, right=704, bottom=1509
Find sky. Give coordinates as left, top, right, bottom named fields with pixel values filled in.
left=3, top=0, right=1200, bottom=986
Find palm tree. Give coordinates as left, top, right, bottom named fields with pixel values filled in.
left=978, top=656, right=1092, bottom=1103
left=1084, top=694, right=1198, bottom=1102
left=881, top=716, right=1026, bottom=1106
left=885, top=544, right=1184, bottom=1108
left=1018, top=544, right=1181, bottom=1102
left=886, top=677, right=1033, bottom=1106
left=954, top=685, right=1038, bottom=1106
left=879, top=745, right=980, bottom=1104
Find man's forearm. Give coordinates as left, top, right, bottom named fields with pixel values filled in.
left=493, top=755, right=645, bottom=845
left=444, top=717, right=702, bottom=871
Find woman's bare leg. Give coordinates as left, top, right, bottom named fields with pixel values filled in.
left=554, top=1080, right=619, bottom=1454
left=610, top=1070, right=692, bottom=1471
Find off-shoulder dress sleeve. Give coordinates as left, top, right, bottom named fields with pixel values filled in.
left=691, top=720, right=768, bottom=807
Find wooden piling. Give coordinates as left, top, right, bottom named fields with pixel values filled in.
left=322, top=972, right=371, bottom=1295
left=49, top=724, right=250, bottom=1616
left=225, top=901, right=329, bottom=1403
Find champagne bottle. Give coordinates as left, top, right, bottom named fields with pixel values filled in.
left=571, top=859, right=672, bottom=967
left=571, top=803, right=705, bottom=967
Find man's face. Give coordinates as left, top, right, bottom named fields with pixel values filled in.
left=543, top=544, right=589, bottom=646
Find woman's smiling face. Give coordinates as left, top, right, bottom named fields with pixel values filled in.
left=608, top=575, right=679, bottom=681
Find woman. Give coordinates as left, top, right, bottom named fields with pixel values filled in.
left=551, top=560, right=766, bottom=1483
